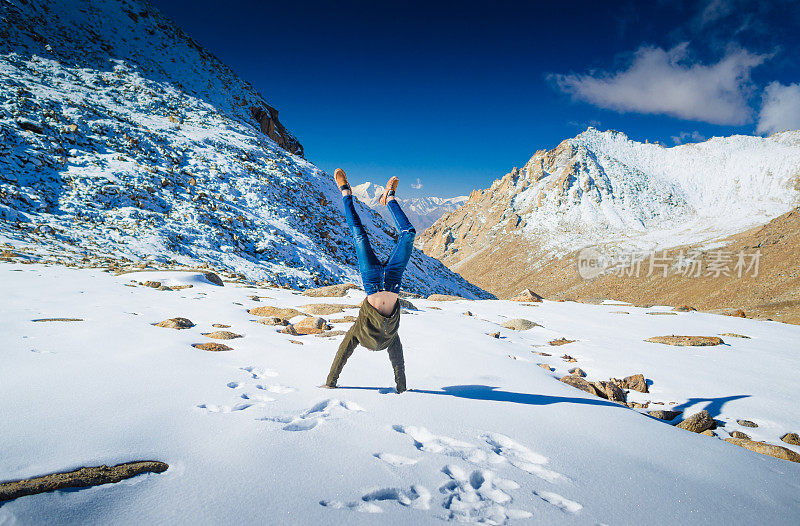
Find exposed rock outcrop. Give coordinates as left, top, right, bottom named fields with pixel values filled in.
left=249, top=105, right=303, bottom=157
left=648, top=410, right=682, bottom=421
left=0, top=461, right=168, bottom=502
left=302, top=303, right=359, bottom=315
left=248, top=306, right=305, bottom=319
left=192, top=342, right=232, bottom=351
left=724, top=438, right=800, bottom=463
left=155, top=317, right=194, bottom=329
left=511, top=288, right=543, bottom=302
left=502, top=319, right=539, bottom=330
left=559, top=375, right=602, bottom=397
left=202, top=331, right=242, bottom=340
left=301, top=283, right=358, bottom=297
left=676, top=410, right=716, bottom=433
left=645, top=336, right=724, bottom=346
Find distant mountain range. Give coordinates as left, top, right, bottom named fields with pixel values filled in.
left=351, top=182, right=467, bottom=232
left=417, top=128, right=800, bottom=321
left=0, top=0, right=491, bottom=299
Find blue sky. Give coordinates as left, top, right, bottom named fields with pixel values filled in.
left=153, top=0, right=800, bottom=198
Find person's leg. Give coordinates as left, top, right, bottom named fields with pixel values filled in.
left=341, top=195, right=383, bottom=295
left=382, top=198, right=416, bottom=294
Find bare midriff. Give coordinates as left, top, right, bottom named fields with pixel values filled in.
left=367, top=291, right=399, bottom=317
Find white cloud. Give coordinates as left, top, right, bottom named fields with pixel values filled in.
left=698, top=0, right=735, bottom=27
left=411, top=178, right=423, bottom=190
left=756, top=82, right=800, bottom=135
left=549, top=43, right=769, bottom=125
left=671, top=130, right=706, bottom=144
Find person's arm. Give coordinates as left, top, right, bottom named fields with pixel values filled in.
left=324, top=324, right=359, bottom=387
left=387, top=336, right=407, bottom=393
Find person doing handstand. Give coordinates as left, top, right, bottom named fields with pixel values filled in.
left=322, top=168, right=415, bottom=393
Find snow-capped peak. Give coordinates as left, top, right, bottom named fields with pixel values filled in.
left=351, top=182, right=467, bottom=232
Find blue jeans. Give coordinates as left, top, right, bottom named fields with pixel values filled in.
left=342, top=195, right=416, bottom=295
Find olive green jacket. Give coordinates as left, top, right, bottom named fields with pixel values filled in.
left=326, top=298, right=406, bottom=391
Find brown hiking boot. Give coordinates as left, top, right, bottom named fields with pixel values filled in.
left=379, top=176, right=399, bottom=206
left=334, top=168, right=349, bottom=190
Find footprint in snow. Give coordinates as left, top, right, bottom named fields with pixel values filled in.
left=240, top=392, right=275, bottom=403
left=196, top=402, right=252, bottom=413
left=533, top=490, right=583, bottom=514
left=240, top=365, right=278, bottom=379
left=261, top=398, right=364, bottom=431
left=392, top=425, right=491, bottom=463
left=256, top=384, right=296, bottom=394
left=373, top=452, right=420, bottom=466
left=320, top=485, right=431, bottom=513
left=482, top=433, right=568, bottom=484
left=440, top=464, right=531, bottom=523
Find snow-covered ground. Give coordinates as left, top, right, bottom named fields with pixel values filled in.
left=2, top=263, right=798, bottom=524
left=351, top=182, right=467, bottom=232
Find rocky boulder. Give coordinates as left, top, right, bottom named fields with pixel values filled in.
left=737, top=419, right=758, bottom=428
left=724, top=438, right=800, bottom=463
left=780, top=433, right=800, bottom=445
left=0, top=461, right=168, bottom=502
left=676, top=410, right=716, bottom=433
left=252, top=317, right=289, bottom=326
left=202, top=331, right=242, bottom=340
left=645, top=335, right=724, bottom=346
left=302, top=303, right=359, bottom=315
left=287, top=316, right=332, bottom=335
left=648, top=410, right=682, bottom=421
left=510, top=288, right=543, bottom=302
left=427, top=294, right=464, bottom=301
left=203, top=272, right=224, bottom=286
left=248, top=306, right=305, bottom=319
left=502, top=319, right=540, bottom=330
left=315, top=330, right=347, bottom=338
left=192, top=342, right=232, bottom=352
left=329, top=316, right=358, bottom=323
left=301, top=283, right=358, bottom=297
left=591, top=380, right=626, bottom=402
left=622, top=374, right=648, bottom=393
left=155, top=317, right=194, bottom=329
left=560, top=375, right=602, bottom=397
left=398, top=298, right=417, bottom=310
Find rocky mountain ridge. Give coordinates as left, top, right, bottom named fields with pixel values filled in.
left=0, top=0, right=490, bottom=298
left=417, top=128, right=800, bottom=312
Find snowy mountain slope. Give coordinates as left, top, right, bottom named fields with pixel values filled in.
left=352, top=182, right=467, bottom=232
left=0, top=0, right=489, bottom=298
left=418, top=128, right=800, bottom=297
left=1, top=262, right=799, bottom=524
